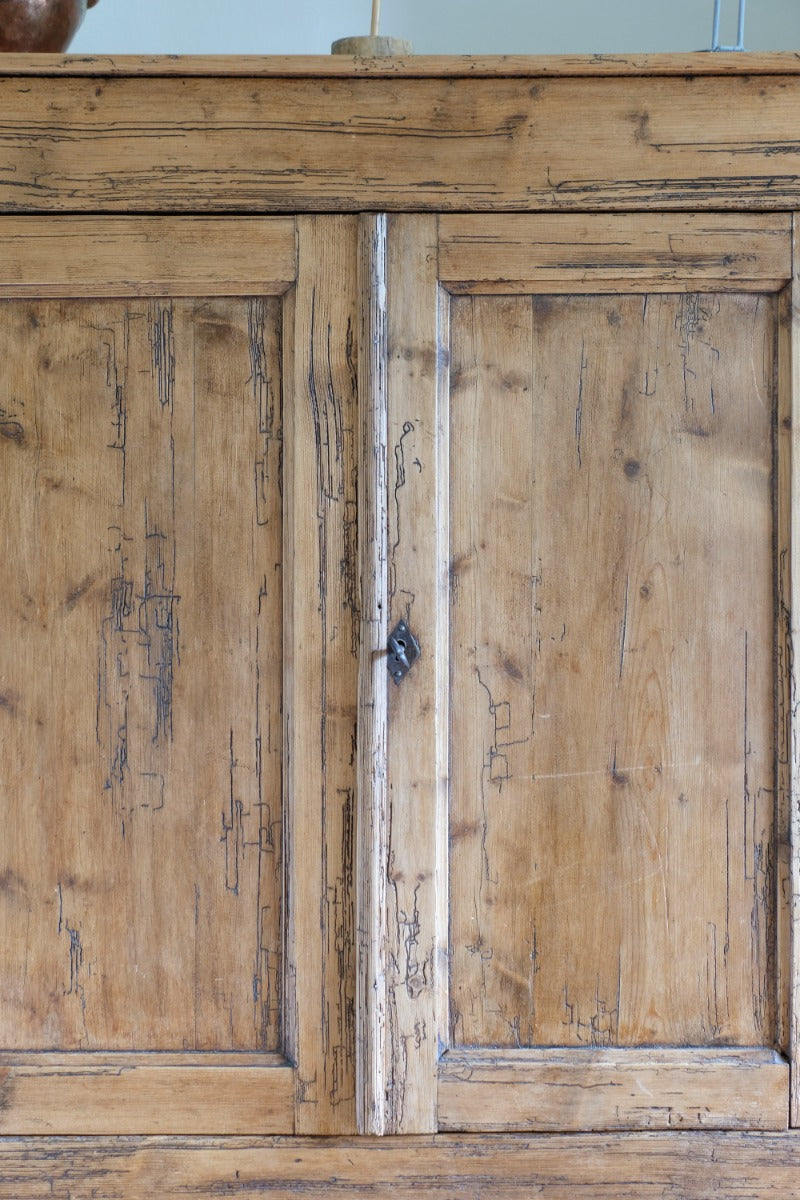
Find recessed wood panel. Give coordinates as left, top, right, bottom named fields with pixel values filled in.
left=0, top=295, right=283, bottom=1052
left=448, top=290, right=777, bottom=1052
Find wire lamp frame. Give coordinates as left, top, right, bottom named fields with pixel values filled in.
left=348, top=0, right=750, bottom=54
left=712, top=0, right=747, bottom=50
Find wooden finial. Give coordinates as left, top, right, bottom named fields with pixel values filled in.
left=331, top=0, right=412, bottom=56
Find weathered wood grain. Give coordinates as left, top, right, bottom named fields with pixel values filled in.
left=0, top=294, right=285, bottom=1051
left=0, top=1063, right=294, bottom=1135
left=5, top=52, right=800, bottom=76
left=438, top=1049, right=788, bottom=1132
left=0, top=54, right=798, bottom=1163
left=432, top=210, right=794, bottom=1131
left=448, top=289, right=777, bottom=1062
left=0, top=218, right=296, bottom=296
left=439, top=214, right=793, bottom=292
left=777, top=280, right=793, bottom=1078
left=6, top=74, right=800, bottom=212
left=356, top=214, right=390, bottom=1135
left=5, top=1133, right=800, bottom=1197
left=380, top=214, right=449, bottom=1133
left=0, top=282, right=291, bottom=1127
left=786, top=221, right=800, bottom=1125
left=283, top=216, right=359, bottom=1135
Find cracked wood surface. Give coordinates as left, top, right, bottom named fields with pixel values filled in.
left=1, top=59, right=800, bottom=1163
left=438, top=1048, right=788, bottom=1132
left=377, top=214, right=449, bottom=1133
left=0, top=290, right=284, bottom=1056
left=373, top=214, right=797, bottom=1132
left=283, top=216, right=359, bottom=1134
left=784, top=221, right=800, bottom=1125
left=3, top=1133, right=800, bottom=1197
left=0, top=218, right=296, bottom=297
left=0, top=216, right=360, bottom=1135
left=439, top=214, right=793, bottom=294
left=448, top=286, right=777, bottom=1058
left=403, top=213, right=794, bottom=1132
left=7, top=52, right=800, bottom=76
left=355, top=215, right=391, bottom=1134
left=6, top=72, right=800, bottom=213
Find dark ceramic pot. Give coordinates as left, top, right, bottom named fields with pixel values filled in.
left=0, top=0, right=99, bottom=52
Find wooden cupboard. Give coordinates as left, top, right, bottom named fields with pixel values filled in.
left=1, top=51, right=800, bottom=1196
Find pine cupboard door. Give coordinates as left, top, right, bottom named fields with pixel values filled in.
left=372, top=213, right=799, bottom=1134
left=0, top=216, right=359, bottom=1135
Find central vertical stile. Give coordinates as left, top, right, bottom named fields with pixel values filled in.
left=357, top=213, right=391, bottom=1134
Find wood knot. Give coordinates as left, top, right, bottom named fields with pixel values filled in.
left=0, top=420, right=25, bottom=445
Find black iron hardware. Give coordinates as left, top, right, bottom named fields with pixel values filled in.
left=387, top=620, right=420, bottom=685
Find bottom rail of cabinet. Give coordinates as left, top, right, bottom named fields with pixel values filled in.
left=1, top=1132, right=799, bottom=1198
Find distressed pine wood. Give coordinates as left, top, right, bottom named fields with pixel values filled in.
left=400, top=216, right=796, bottom=1132
left=439, top=214, right=793, bottom=292
left=6, top=1133, right=800, bottom=1198
left=777, top=280, right=793, bottom=1074
left=379, top=214, right=448, bottom=1133
left=1, top=52, right=800, bottom=1183
left=788, top=221, right=800, bottom=1125
left=283, top=216, right=359, bottom=1135
left=448, top=288, right=777, bottom=1052
left=8, top=71, right=800, bottom=213
left=356, top=213, right=390, bottom=1134
left=0, top=240, right=295, bottom=1130
left=6, top=52, right=800, bottom=76
left=0, top=1063, right=294, bottom=1135
left=0, top=216, right=357, bottom=1132
left=438, top=1049, right=788, bottom=1132
left=0, top=218, right=297, bottom=296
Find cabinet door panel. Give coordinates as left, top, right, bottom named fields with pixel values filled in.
left=2, top=295, right=282, bottom=1054
left=448, top=289, right=774, bottom=1052
left=0, top=218, right=359, bottom=1135
left=382, top=214, right=796, bottom=1133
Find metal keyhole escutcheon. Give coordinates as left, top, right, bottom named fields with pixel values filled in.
left=387, top=620, right=420, bottom=685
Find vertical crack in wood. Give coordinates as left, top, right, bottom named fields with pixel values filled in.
left=96, top=307, right=179, bottom=835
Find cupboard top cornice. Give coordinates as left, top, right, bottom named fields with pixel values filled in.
left=5, top=54, right=800, bottom=212
left=4, top=52, right=800, bottom=77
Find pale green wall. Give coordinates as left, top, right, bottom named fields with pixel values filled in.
left=70, top=0, right=800, bottom=56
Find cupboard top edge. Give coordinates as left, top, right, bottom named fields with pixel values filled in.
left=7, top=51, right=800, bottom=79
